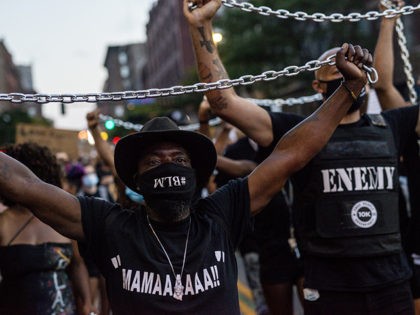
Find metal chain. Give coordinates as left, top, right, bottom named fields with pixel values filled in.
left=98, top=114, right=143, bottom=132
left=381, top=0, right=418, bottom=104
left=98, top=93, right=322, bottom=132
left=0, top=56, right=377, bottom=104
left=249, top=93, right=323, bottom=112
left=98, top=114, right=222, bottom=132
left=221, top=0, right=420, bottom=22
left=396, top=20, right=418, bottom=104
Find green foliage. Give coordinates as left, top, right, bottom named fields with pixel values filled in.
left=215, top=0, right=377, bottom=98
left=0, top=109, right=53, bottom=145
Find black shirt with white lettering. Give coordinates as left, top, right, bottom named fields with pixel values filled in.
left=78, top=178, right=250, bottom=315
left=399, top=105, right=420, bottom=255
left=256, top=105, right=418, bottom=291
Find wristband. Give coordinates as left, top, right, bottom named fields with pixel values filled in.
left=341, top=81, right=358, bottom=101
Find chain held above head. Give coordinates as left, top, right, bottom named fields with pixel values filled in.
left=220, top=0, right=420, bottom=22
left=0, top=56, right=378, bottom=104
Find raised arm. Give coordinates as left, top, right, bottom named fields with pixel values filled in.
left=248, top=44, right=372, bottom=214
left=373, top=0, right=407, bottom=109
left=216, top=156, right=257, bottom=178
left=68, top=240, right=96, bottom=315
left=183, top=0, right=274, bottom=147
left=197, top=96, right=212, bottom=138
left=0, top=153, right=83, bottom=239
left=86, top=109, right=117, bottom=177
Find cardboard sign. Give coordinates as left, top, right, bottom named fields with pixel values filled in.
left=16, top=123, right=79, bottom=159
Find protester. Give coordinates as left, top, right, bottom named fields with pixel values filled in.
left=0, top=142, right=93, bottom=315
left=86, top=109, right=141, bottom=210
left=206, top=118, right=268, bottom=315
left=63, top=162, right=86, bottom=196
left=78, top=163, right=114, bottom=203
left=199, top=95, right=305, bottom=314
left=0, top=39, right=371, bottom=314
left=185, top=0, right=418, bottom=314
left=372, top=1, right=420, bottom=313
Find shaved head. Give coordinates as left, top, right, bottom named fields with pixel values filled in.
left=315, top=47, right=342, bottom=80
left=317, top=47, right=340, bottom=62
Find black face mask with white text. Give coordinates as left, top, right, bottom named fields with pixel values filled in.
left=321, top=78, right=367, bottom=114
left=136, top=163, right=197, bottom=222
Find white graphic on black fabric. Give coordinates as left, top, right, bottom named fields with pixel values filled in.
left=321, top=166, right=395, bottom=193
left=154, top=176, right=186, bottom=189
left=210, top=265, right=220, bottom=286
left=51, top=272, right=66, bottom=311
left=351, top=201, right=378, bottom=228
left=111, top=255, right=121, bottom=269
left=173, top=274, right=184, bottom=301
left=146, top=215, right=191, bottom=301
left=121, top=265, right=221, bottom=296
left=215, top=251, right=225, bottom=262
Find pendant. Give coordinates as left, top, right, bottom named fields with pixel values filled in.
left=173, top=274, right=184, bottom=301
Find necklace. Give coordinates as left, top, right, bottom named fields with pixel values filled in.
left=146, top=215, right=191, bottom=301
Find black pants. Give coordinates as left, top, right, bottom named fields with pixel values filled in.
left=304, top=281, right=414, bottom=315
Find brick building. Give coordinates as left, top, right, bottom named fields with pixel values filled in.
left=100, top=43, right=147, bottom=117
left=143, top=0, right=195, bottom=90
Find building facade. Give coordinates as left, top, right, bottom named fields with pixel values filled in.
left=143, top=0, right=195, bottom=90
left=100, top=43, right=147, bottom=117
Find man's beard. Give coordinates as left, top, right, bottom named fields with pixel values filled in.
left=145, top=198, right=191, bottom=223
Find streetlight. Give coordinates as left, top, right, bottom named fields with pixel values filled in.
left=212, top=32, right=223, bottom=45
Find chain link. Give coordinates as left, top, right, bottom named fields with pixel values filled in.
left=0, top=57, right=377, bottom=104
left=221, top=0, right=420, bottom=22
left=98, top=93, right=323, bottom=132
left=98, top=114, right=223, bottom=132
left=249, top=93, right=323, bottom=112
left=381, top=0, right=418, bottom=104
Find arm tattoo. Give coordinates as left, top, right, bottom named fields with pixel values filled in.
left=198, top=62, right=213, bottom=82
left=212, top=59, right=228, bottom=79
left=198, top=27, right=214, bottom=54
left=212, top=95, right=228, bottom=111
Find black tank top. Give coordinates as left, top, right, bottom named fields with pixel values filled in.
left=0, top=242, right=76, bottom=315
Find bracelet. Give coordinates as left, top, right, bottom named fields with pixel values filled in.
left=199, top=120, right=209, bottom=124
left=341, top=81, right=358, bottom=101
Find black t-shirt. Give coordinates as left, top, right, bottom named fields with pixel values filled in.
left=256, top=106, right=419, bottom=291
left=214, top=137, right=256, bottom=187
left=78, top=178, right=251, bottom=315
left=402, top=110, right=420, bottom=254
left=214, top=137, right=258, bottom=255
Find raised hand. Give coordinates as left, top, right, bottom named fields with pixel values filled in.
left=335, top=43, right=372, bottom=85
left=183, top=0, right=222, bottom=26
left=86, top=109, right=100, bottom=130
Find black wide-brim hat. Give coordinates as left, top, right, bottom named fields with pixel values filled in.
left=114, top=117, right=217, bottom=193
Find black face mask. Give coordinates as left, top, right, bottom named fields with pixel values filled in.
left=136, top=163, right=197, bottom=222
left=321, top=78, right=367, bottom=114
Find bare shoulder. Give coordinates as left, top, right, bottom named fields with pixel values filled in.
left=0, top=209, right=11, bottom=244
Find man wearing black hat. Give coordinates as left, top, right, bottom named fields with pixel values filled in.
left=0, top=44, right=371, bottom=314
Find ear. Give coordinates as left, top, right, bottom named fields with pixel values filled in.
left=312, top=79, right=324, bottom=94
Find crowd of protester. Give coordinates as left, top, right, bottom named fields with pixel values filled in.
left=0, top=0, right=419, bottom=314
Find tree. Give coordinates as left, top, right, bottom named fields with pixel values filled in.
left=215, top=0, right=377, bottom=99
left=0, top=109, right=53, bottom=145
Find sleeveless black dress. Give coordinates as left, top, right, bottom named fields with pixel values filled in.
left=0, top=242, right=76, bottom=315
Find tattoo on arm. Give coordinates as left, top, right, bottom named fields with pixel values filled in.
left=213, top=59, right=228, bottom=79
left=198, top=27, right=214, bottom=54
left=212, top=95, right=228, bottom=111
left=198, top=62, right=212, bottom=82
left=198, top=64, right=228, bottom=110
